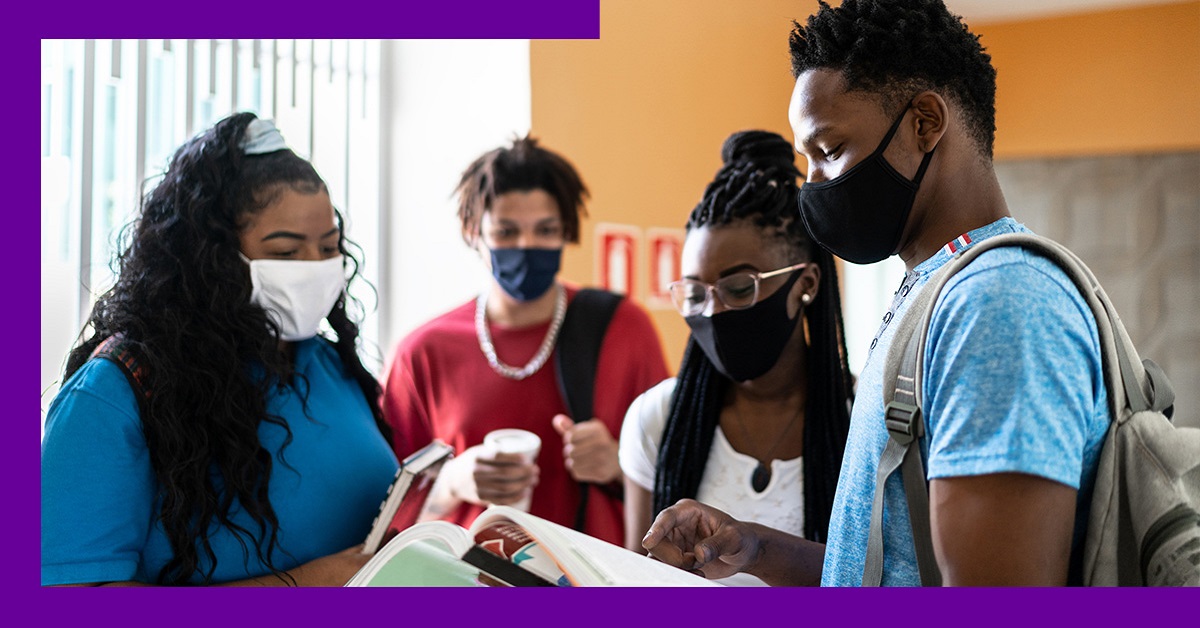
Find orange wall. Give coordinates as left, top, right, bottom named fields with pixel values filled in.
left=531, top=1, right=1200, bottom=371
left=531, top=0, right=800, bottom=372
left=978, top=1, right=1200, bottom=158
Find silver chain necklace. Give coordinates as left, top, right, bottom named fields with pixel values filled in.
left=475, top=283, right=567, bottom=380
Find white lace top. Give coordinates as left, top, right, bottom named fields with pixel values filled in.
left=619, top=378, right=805, bottom=587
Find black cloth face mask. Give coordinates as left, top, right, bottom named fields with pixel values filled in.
left=684, top=270, right=803, bottom=383
left=796, top=104, right=936, bottom=265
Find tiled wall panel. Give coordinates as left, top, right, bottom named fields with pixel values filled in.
left=995, top=152, right=1200, bottom=428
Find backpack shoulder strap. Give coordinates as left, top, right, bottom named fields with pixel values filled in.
left=90, top=334, right=152, bottom=416
left=867, top=231, right=1176, bottom=586
left=553, top=287, right=625, bottom=531
left=554, top=288, right=624, bottom=424
left=926, top=233, right=1168, bottom=419
left=864, top=263, right=948, bottom=586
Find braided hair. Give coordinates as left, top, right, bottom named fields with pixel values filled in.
left=652, top=130, right=853, bottom=542
left=63, top=112, right=390, bottom=584
left=789, top=0, right=996, bottom=159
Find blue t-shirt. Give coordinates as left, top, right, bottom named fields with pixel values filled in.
left=41, top=337, right=399, bottom=585
left=821, top=217, right=1110, bottom=586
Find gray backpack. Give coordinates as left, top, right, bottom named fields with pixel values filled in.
left=865, top=232, right=1200, bottom=586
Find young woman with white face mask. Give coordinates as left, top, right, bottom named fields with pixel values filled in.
left=382, top=136, right=669, bottom=547
left=41, top=113, right=398, bottom=586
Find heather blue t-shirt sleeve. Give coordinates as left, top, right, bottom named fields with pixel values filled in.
left=922, top=248, right=1103, bottom=488
left=41, top=359, right=156, bottom=585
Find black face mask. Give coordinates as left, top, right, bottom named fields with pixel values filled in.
left=796, top=105, right=936, bottom=265
left=684, top=270, right=803, bottom=383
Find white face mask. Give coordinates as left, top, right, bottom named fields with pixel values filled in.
left=241, top=254, right=347, bottom=341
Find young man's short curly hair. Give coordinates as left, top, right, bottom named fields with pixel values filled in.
left=789, top=0, right=997, bottom=159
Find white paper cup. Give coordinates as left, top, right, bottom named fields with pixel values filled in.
left=483, top=429, right=542, bottom=511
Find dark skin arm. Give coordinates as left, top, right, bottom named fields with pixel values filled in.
left=53, top=544, right=373, bottom=587
left=642, top=499, right=824, bottom=586
left=645, top=473, right=1075, bottom=586
left=930, top=472, right=1076, bottom=586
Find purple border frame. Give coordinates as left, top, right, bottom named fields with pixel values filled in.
left=15, top=1, right=1191, bottom=626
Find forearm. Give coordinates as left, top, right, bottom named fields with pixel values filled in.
left=744, top=523, right=825, bottom=586
left=62, top=578, right=291, bottom=587
left=67, top=572, right=317, bottom=587
left=53, top=581, right=150, bottom=587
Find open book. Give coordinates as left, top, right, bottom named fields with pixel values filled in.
left=346, top=504, right=722, bottom=587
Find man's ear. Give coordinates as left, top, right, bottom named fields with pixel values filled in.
left=911, top=91, right=948, bottom=154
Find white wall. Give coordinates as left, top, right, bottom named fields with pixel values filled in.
left=842, top=256, right=908, bottom=378
left=378, top=40, right=532, bottom=373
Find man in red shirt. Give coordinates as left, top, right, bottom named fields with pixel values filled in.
left=382, top=136, right=669, bottom=545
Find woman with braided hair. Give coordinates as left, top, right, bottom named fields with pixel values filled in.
left=618, top=129, right=852, bottom=585
left=41, top=112, right=398, bottom=586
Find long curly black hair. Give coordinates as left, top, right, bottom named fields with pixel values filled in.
left=63, top=111, right=389, bottom=585
left=652, top=130, right=853, bottom=542
left=789, top=0, right=997, bottom=158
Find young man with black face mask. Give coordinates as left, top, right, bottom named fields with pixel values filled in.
left=642, top=0, right=1109, bottom=586
left=381, top=136, right=668, bottom=547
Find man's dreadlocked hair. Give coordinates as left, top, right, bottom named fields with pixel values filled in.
left=651, top=130, right=853, bottom=542
left=789, top=0, right=997, bottom=159
left=454, top=134, right=588, bottom=245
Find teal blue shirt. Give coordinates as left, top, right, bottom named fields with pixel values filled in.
left=821, top=218, right=1110, bottom=586
left=41, top=337, right=399, bottom=585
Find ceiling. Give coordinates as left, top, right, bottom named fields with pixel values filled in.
left=943, top=0, right=1191, bottom=23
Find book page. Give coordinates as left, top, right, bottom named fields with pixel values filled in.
left=472, top=519, right=569, bottom=586
left=347, top=520, right=474, bottom=586
left=471, top=505, right=722, bottom=587
left=348, top=539, right=488, bottom=587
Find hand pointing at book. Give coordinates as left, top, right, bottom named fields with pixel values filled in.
left=642, top=499, right=761, bottom=581
left=642, top=499, right=823, bottom=586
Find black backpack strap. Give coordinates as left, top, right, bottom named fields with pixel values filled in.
left=554, top=288, right=624, bottom=531
left=90, top=334, right=152, bottom=413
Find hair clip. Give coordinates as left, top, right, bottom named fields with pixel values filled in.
left=240, top=118, right=289, bottom=155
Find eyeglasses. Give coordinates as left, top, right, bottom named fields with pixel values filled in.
left=668, top=262, right=808, bottom=317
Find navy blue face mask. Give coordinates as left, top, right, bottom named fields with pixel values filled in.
left=489, top=247, right=562, bottom=301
